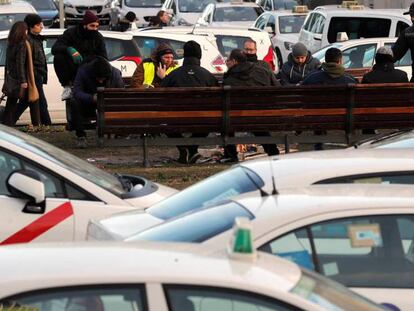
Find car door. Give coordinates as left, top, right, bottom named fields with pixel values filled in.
left=258, top=213, right=414, bottom=311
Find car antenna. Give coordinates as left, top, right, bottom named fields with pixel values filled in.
left=269, top=157, right=278, bottom=195
left=190, top=22, right=198, bottom=34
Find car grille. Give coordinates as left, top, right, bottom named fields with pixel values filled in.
left=76, top=6, right=103, bottom=14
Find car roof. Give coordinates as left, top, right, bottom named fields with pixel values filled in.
left=0, top=242, right=301, bottom=298
left=312, top=5, right=409, bottom=19
left=0, top=1, right=36, bottom=13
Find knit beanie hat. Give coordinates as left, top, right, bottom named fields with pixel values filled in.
left=184, top=40, right=202, bottom=59
left=375, top=46, right=394, bottom=64
left=125, top=11, right=136, bottom=22
left=24, top=14, right=42, bottom=28
left=292, top=42, right=308, bottom=57
left=93, top=57, right=112, bottom=78
left=82, top=10, right=99, bottom=25
left=156, top=46, right=174, bottom=59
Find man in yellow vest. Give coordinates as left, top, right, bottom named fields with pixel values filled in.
left=130, top=43, right=178, bottom=88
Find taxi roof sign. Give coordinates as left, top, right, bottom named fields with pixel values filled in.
left=292, top=5, right=308, bottom=13
left=341, top=1, right=359, bottom=8
left=0, top=0, right=11, bottom=4
left=227, top=217, right=257, bottom=262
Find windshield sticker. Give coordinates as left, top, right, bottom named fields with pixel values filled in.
left=323, top=262, right=339, bottom=276
left=277, top=250, right=314, bottom=270
left=348, top=224, right=383, bottom=248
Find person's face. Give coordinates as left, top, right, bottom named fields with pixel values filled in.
left=31, top=22, right=43, bottom=35
left=85, top=22, right=99, bottom=31
left=293, top=55, right=307, bottom=65
left=160, top=12, right=170, bottom=23
left=160, top=53, right=174, bottom=67
left=243, top=42, right=257, bottom=55
left=225, top=58, right=236, bottom=69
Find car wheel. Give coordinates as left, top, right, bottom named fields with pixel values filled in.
left=276, top=49, right=283, bottom=71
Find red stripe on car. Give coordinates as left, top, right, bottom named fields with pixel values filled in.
left=0, top=202, right=74, bottom=245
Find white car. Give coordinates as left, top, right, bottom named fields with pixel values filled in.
left=197, top=1, right=264, bottom=28
left=0, top=124, right=176, bottom=244
left=0, top=241, right=384, bottom=311
left=0, top=0, right=37, bottom=31
left=113, top=0, right=163, bottom=28
left=256, top=0, right=298, bottom=11
left=126, top=184, right=414, bottom=310
left=312, top=37, right=412, bottom=80
left=160, top=0, right=213, bottom=26
left=87, top=149, right=414, bottom=241
left=64, top=0, right=113, bottom=26
left=0, top=29, right=140, bottom=124
left=353, top=130, right=414, bottom=149
left=253, top=10, right=307, bottom=68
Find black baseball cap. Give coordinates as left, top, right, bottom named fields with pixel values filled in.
left=403, top=2, right=414, bottom=15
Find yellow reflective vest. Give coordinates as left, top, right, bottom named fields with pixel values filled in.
left=143, top=62, right=178, bottom=86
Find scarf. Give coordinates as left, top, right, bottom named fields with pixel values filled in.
left=25, top=40, right=39, bottom=104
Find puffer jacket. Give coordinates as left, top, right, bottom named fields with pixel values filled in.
left=362, top=62, right=409, bottom=84
left=277, top=51, right=321, bottom=85
left=27, top=32, right=47, bottom=84
left=223, top=62, right=276, bottom=86
left=51, top=24, right=107, bottom=63
left=5, top=41, right=27, bottom=83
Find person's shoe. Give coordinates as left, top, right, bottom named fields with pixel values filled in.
left=177, top=148, right=189, bottom=164
left=76, top=136, right=87, bottom=149
left=61, top=86, right=72, bottom=101
left=188, top=152, right=202, bottom=164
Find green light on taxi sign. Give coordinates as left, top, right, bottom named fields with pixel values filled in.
left=228, top=217, right=257, bottom=261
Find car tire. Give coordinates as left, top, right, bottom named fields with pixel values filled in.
left=276, top=49, right=283, bottom=71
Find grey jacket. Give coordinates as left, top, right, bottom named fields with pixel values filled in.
left=277, top=52, right=321, bottom=85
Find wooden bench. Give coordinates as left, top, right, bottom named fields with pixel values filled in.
left=96, top=83, right=414, bottom=166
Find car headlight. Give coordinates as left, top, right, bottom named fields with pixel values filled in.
left=64, top=2, right=74, bottom=8
left=284, top=42, right=294, bottom=50
left=104, top=1, right=111, bottom=8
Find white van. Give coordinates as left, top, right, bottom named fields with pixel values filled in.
left=298, top=4, right=411, bottom=53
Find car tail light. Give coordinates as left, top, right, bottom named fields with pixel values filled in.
left=263, top=46, right=275, bottom=72
left=118, top=56, right=142, bottom=67
left=211, top=55, right=226, bottom=72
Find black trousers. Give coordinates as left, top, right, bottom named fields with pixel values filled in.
left=167, top=133, right=208, bottom=156
left=224, top=132, right=279, bottom=159
left=54, top=53, right=78, bottom=86
left=70, top=97, right=96, bottom=137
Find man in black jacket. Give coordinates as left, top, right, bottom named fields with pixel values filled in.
left=392, top=2, right=414, bottom=82
left=362, top=46, right=408, bottom=84
left=52, top=11, right=107, bottom=101
left=161, top=40, right=218, bottom=164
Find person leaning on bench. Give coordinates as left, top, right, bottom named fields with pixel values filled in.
left=72, top=57, right=124, bottom=148
left=161, top=40, right=219, bottom=164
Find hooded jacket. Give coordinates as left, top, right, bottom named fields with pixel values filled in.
left=302, top=62, right=357, bottom=85
left=223, top=62, right=277, bottom=87
left=277, top=51, right=321, bottom=85
left=130, top=43, right=179, bottom=88
left=361, top=62, right=408, bottom=84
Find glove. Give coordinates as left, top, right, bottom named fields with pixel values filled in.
left=67, top=47, right=83, bottom=65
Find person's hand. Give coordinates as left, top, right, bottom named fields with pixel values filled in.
left=93, top=94, right=97, bottom=103
left=20, top=82, right=28, bottom=88
left=156, top=63, right=167, bottom=79
left=67, top=47, right=83, bottom=65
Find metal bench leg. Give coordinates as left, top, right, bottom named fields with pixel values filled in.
left=284, top=134, right=290, bottom=153
left=142, top=134, right=150, bottom=168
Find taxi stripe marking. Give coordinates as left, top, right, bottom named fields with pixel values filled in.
left=0, top=202, right=73, bottom=245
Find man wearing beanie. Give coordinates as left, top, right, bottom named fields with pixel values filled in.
left=130, top=42, right=178, bottom=88
left=161, top=40, right=218, bottom=164
left=13, top=14, right=51, bottom=128
left=111, top=11, right=137, bottom=32
left=277, top=42, right=320, bottom=85
left=72, top=57, right=124, bottom=148
left=362, top=46, right=408, bottom=84
left=52, top=10, right=107, bottom=101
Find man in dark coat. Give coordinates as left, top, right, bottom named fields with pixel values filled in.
left=277, top=42, right=320, bottom=86
left=302, top=47, right=357, bottom=85
left=52, top=11, right=107, bottom=101
left=222, top=49, right=279, bottom=162
left=72, top=57, right=124, bottom=148
left=392, top=2, right=414, bottom=82
left=161, top=40, right=218, bottom=164
left=362, top=46, right=408, bottom=83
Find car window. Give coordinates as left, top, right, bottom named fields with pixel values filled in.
left=312, top=43, right=342, bottom=62
left=385, top=42, right=412, bottom=67
left=267, top=15, right=276, bottom=33
left=315, top=172, right=414, bottom=185
left=166, top=285, right=300, bottom=310
left=304, top=12, right=319, bottom=33
left=396, top=20, right=409, bottom=37
left=179, top=0, right=218, bottom=12
left=261, top=215, right=414, bottom=288
left=255, top=15, right=268, bottom=30
left=0, top=38, right=6, bottom=66
left=273, top=0, right=297, bottom=10
left=133, top=36, right=185, bottom=59
left=0, top=149, right=22, bottom=195
left=0, top=13, right=28, bottom=31
left=26, top=0, right=57, bottom=10
left=302, top=12, right=314, bottom=31
left=147, top=166, right=263, bottom=220
left=215, top=35, right=252, bottom=58
left=278, top=15, right=306, bottom=34
left=105, top=38, right=141, bottom=61
left=342, top=43, right=377, bottom=69
left=213, top=7, right=263, bottom=22
left=43, top=37, right=57, bottom=64
left=0, top=286, right=146, bottom=311
left=125, top=0, right=164, bottom=8
left=265, top=0, right=273, bottom=11
left=327, top=17, right=391, bottom=44
left=127, top=201, right=254, bottom=243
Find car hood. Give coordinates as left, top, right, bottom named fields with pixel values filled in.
left=211, top=21, right=254, bottom=28
left=88, top=210, right=163, bottom=241
left=125, top=182, right=178, bottom=209
left=36, top=10, right=58, bottom=18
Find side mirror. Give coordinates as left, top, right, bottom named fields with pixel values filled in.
left=7, top=170, right=46, bottom=214
left=265, top=26, right=274, bottom=34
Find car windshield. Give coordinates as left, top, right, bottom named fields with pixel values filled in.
left=279, top=15, right=306, bottom=34
left=147, top=166, right=263, bottom=220
left=312, top=43, right=342, bottom=61
left=127, top=201, right=254, bottom=242
left=273, top=0, right=297, bottom=9
left=26, top=0, right=57, bottom=10
left=0, top=125, right=125, bottom=196
left=125, top=0, right=163, bottom=7
left=213, top=7, right=262, bottom=22
left=0, top=13, right=27, bottom=31
left=291, top=269, right=384, bottom=311
left=179, top=0, right=225, bottom=12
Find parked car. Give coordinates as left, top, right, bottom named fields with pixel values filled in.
left=63, top=0, right=113, bottom=25
left=298, top=5, right=411, bottom=53
left=125, top=184, right=414, bottom=310
left=26, top=0, right=59, bottom=28
left=0, top=124, right=176, bottom=244
left=87, top=149, right=414, bottom=241
left=253, top=8, right=308, bottom=68
left=0, top=29, right=141, bottom=124
left=197, top=1, right=264, bottom=28
left=0, top=0, right=37, bottom=31
left=0, top=241, right=384, bottom=311
left=161, top=0, right=224, bottom=25
left=256, top=0, right=299, bottom=11
left=112, top=0, right=163, bottom=28
left=312, top=36, right=412, bottom=80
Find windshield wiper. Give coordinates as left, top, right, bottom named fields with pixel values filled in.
left=114, top=173, right=133, bottom=192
